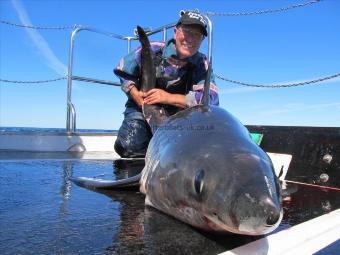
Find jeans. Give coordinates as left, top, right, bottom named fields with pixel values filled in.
left=114, top=111, right=152, bottom=158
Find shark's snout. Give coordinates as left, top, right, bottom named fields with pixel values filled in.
left=229, top=190, right=282, bottom=235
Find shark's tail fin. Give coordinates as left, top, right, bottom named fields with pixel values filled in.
left=136, top=25, right=168, bottom=132
left=136, top=26, right=156, bottom=92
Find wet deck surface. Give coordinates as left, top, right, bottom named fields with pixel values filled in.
left=1, top=155, right=339, bottom=254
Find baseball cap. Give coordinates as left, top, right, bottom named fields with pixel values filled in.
left=176, top=10, right=208, bottom=36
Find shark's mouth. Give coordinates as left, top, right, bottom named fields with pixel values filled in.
left=203, top=209, right=283, bottom=236
left=202, top=214, right=241, bottom=234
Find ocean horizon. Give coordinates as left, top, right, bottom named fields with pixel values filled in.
left=0, top=126, right=117, bottom=133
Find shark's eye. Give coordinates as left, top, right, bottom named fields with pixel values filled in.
left=194, top=169, right=205, bottom=195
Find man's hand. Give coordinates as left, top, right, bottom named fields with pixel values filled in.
left=129, top=86, right=144, bottom=108
left=143, top=89, right=171, bottom=105
left=143, top=88, right=187, bottom=108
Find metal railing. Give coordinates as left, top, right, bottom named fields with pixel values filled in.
left=66, top=17, right=213, bottom=132
left=66, top=25, right=126, bottom=132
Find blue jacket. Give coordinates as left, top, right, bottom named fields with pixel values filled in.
left=114, top=39, right=219, bottom=114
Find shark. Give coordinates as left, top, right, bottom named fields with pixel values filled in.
left=71, top=26, right=282, bottom=235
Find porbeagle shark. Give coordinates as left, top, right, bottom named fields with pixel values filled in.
left=71, top=26, right=282, bottom=235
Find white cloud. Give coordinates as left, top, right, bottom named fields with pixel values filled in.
left=11, top=0, right=67, bottom=76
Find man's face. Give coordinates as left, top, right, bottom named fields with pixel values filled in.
left=174, top=24, right=204, bottom=59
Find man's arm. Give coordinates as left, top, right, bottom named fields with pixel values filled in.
left=129, top=85, right=144, bottom=107
left=143, top=89, right=187, bottom=108
left=188, top=80, right=219, bottom=106
left=189, top=55, right=219, bottom=106
left=114, top=42, right=165, bottom=95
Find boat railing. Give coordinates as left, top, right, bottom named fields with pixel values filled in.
left=66, top=15, right=213, bottom=132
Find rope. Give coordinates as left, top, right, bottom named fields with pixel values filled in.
left=0, top=20, right=75, bottom=30
left=0, top=0, right=322, bottom=31
left=215, top=72, right=340, bottom=88
left=205, top=0, right=321, bottom=17
left=285, top=180, right=340, bottom=191
left=1, top=72, right=339, bottom=87
left=0, top=77, right=67, bottom=84
left=0, top=0, right=333, bottom=88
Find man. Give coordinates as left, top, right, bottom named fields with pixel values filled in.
left=114, top=10, right=219, bottom=158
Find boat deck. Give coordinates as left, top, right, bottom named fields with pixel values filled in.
left=1, top=152, right=339, bottom=255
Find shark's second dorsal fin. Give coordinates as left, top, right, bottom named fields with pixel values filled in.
left=201, top=61, right=212, bottom=106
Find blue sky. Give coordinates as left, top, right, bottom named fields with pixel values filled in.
left=1, top=0, right=339, bottom=129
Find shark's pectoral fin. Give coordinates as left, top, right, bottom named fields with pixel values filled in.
left=70, top=174, right=141, bottom=190
left=143, top=104, right=169, bottom=133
